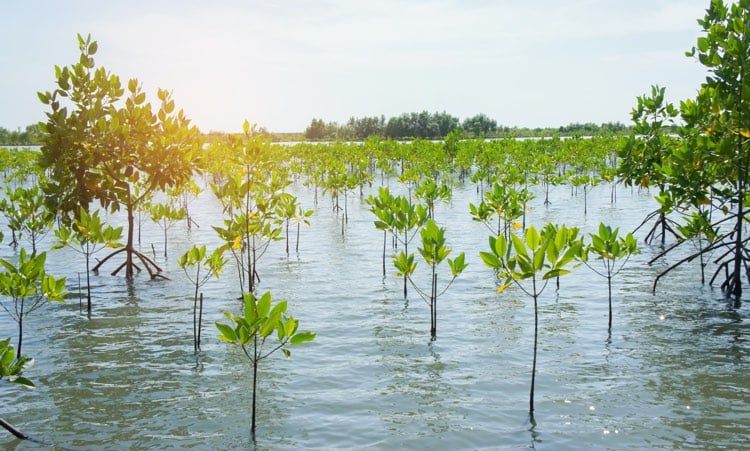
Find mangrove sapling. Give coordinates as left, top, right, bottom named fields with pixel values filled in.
left=178, top=245, right=226, bottom=353
left=469, top=182, right=529, bottom=239
left=0, top=185, right=55, bottom=253
left=480, top=224, right=582, bottom=423
left=0, top=249, right=67, bottom=358
left=148, top=201, right=186, bottom=258
left=215, top=291, right=316, bottom=436
left=168, top=178, right=202, bottom=231
left=391, top=196, right=428, bottom=298
left=618, top=86, right=681, bottom=245
left=366, top=187, right=397, bottom=278
left=580, top=223, right=639, bottom=332
left=212, top=180, right=285, bottom=296
left=393, top=219, right=467, bottom=339
left=52, top=207, right=123, bottom=318
left=367, top=187, right=427, bottom=288
left=415, top=178, right=451, bottom=220
left=211, top=170, right=286, bottom=296
left=569, top=174, right=599, bottom=217
left=210, top=124, right=290, bottom=295
left=275, top=193, right=313, bottom=256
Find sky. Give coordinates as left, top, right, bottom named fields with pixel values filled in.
left=1, top=0, right=712, bottom=134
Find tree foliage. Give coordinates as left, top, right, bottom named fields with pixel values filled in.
left=38, top=33, right=202, bottom=280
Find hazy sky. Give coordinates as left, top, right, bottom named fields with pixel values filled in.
left=1, top=0, right=711, bottom=133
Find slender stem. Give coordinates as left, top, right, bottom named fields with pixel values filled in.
left=251, top=336, right=258, bottom=436
left=17, top=304, right=24, bottom=359
left=197, top=292, right=204, bottom=351
left=530, top=277, right=538, bottom=417
left=382, top=230, right=386, bottom=278
left=86, top=241, right=92, bottom=319
left=607, top=274, right=613, bottom=331
left=193, top=266, right=200, bottom=353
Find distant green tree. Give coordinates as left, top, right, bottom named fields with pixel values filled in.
left=434, top=111, right=461, bottom=136
left=345, top=115, right=386, bottom=139
left=0, top=125, right=42, bottom=146
left=304, top=118, right=327, bottom=140
left=462, top=113, right=497, bottom=136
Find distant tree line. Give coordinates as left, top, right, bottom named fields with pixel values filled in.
left=557, top=121, right=628, bottom=135
left=304, top=112, right=629, bottom=141
left=2, top=116, right=631, bottom=146
left=0, top=124, right=42, bottom=146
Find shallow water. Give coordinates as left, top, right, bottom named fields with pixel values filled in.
left=1, top=178, right=748, bottom=450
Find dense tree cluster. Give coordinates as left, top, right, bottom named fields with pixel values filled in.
left=462, top=113, right=497, bottom=137
left=0, top=125, right=42, bottom=146
left=558, top=121, right=628, bottom=135
left=303, top=113, right=631, bottom=141
left=305, top=111, right=461, bottom=141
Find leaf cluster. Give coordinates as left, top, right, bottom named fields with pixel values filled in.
left=580, top=223, right=639, bottom=279
left=481, top=224, right=582, bottom=295
left=215, top=291, right=315, bottom=360
left=177, top=244, right=226, bottom=285
left=53, top=207, right=123, bottom=254
left=0, top=338, right=34, bottom=388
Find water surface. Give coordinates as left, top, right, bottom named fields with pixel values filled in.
left=1, top=179, right=748, bottom=450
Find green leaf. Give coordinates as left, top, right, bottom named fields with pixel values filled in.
left=215, top=322, right=237, bottom=343
left=510, top=233, right=527, bottom=260
left=290, top=331, right=316, bottom=345
left=256, top=292, right=272, bottom=318
left=697, top=36, right=709, bottom=52
left=259, top=317, right=277, bottom=338
left=543, top=268, right=570, bottom=280
left=284, top=317, right=299, bottom=337
left=269, top=300, right=288, bottom=321
left=11, top=376, right=35, bottom=388
left=526, top=226, right=540, bottom=251
left=479, top=250, right=501, bottom=269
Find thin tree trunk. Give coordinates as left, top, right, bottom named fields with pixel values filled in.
left=251, top=338, right=259, bottom=436
left=382, top=230, right=386, bottom=278
left=431, top=272, right=437, bottom=339
left=529, top=278, right=538, bottom=418
left=296, top=222, right=301, bottom=253
left=403, top=233, right=408, bottom=299
left=126, top=198, right=135, bottom=280
left=732, top=177, right=743, bottom=299
left=193, top=266, right=200, bottom=353
left=86, top=244, right=92, bottom=319
left=17, top=310, right=24, bottom=359
left=607, top=275, right=613, bottom=331
left=197, top=292, right=204, bottom=351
